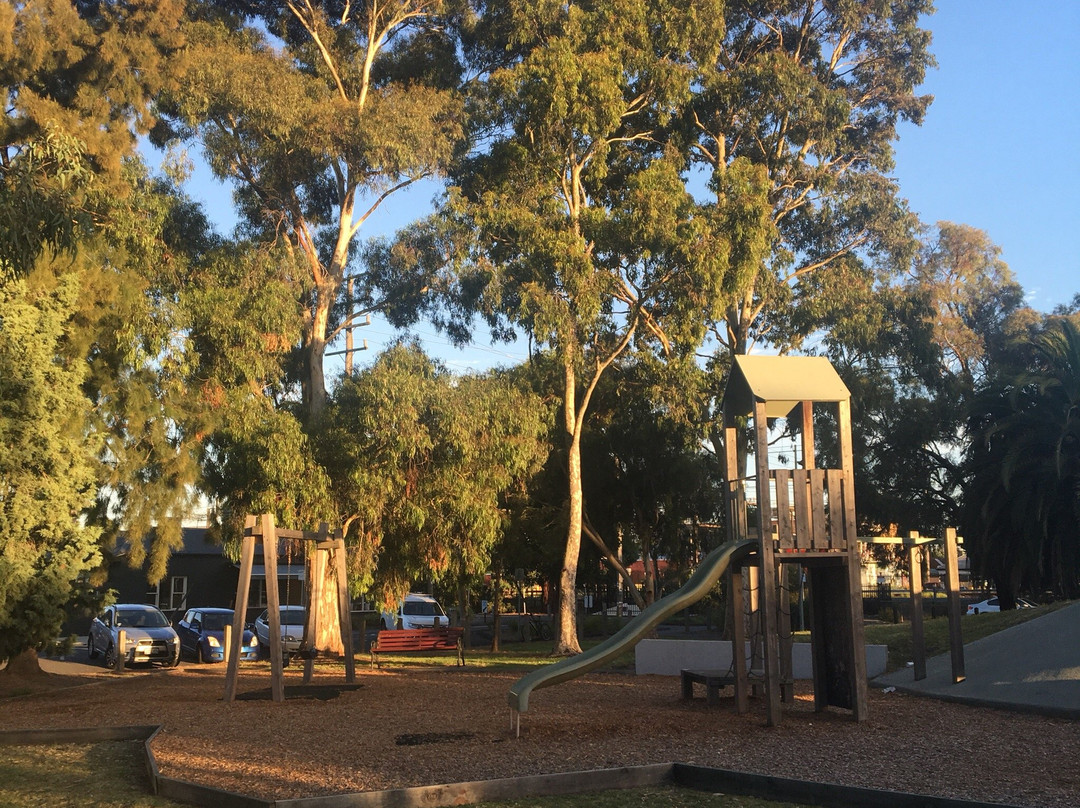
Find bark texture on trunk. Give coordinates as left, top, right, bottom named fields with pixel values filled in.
left=1, top=649, right=42, bottom=677
left=309, top=549, right=344, bottom=655
left=554, top=361, right=584, bottom=655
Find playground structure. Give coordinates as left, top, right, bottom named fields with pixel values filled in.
left=719, top=354, right=867, bottom=724
left=509, top=355, right=887, bottom=728
left=223, top=513, right=355, bottom=702
left=865, top=529, right=966, bottom=683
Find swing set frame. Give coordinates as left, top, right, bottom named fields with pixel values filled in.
left=223, top=513, right=356, bottom=703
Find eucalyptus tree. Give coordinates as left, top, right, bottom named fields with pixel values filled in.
left=1, top=0, right=185, bottom=277
left=682, top=0, right=934, bottom=357
left=186, top=240, right=337, bottom=540
left=446, top=0, right=736, bottom=653
left=908, top=222, right=1037, bottom=392
left=817, top=223, right=1038, bottom=536
left=160, top=0, right=467, bottom=420
left=317, top=344, right=549, bottom=626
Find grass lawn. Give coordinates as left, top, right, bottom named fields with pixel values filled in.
left=374, top=602, right=1073, bottom=673
left=0, top=741, right=184, bottom=808
left=861, top=600, right=1072, bottom=672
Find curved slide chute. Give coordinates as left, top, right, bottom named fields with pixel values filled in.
left=509, top=539, right=757, bottom=715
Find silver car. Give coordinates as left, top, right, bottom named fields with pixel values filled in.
left=253, top=606, right=307, bottom=655
left=88, top=604, right=180, bottom=667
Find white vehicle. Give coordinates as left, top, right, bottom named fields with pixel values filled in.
left=381, top=593, right=447, bottom=630
left=966, top=596, right=1034, bottom=615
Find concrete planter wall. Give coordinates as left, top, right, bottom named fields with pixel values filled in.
left=635, top=639, right=888, bottom=679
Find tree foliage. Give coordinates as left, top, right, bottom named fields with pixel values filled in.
left=0, top=1, right=189, bottom=663
left=818, top=224, right=1037, bottom=536
left=962, top=317, right=1080, bottom=604
left=318, top=344, right=549, bottom=608
left=160, top=0, right=466, bottom=418
left=0, top=0, right=185, bottom=276
left=581, top=354, right=722, bottom=604
left=0, top=271, right=101, bottom=664
left=683, top=0, right=934, bottom=355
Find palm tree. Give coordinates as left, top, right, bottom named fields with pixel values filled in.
left=962, top=318, right=1080, bottom=603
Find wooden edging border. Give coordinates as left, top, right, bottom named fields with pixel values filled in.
left=0, top=727, right=1023, bottom=808
left=272, top=763, right=673, bottom=808
left=0, top=724, right=158, bottom=746
left=670, top=764, right=1021, bottom=808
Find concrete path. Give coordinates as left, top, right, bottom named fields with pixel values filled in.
left=874, top=601, right=1080, bottom=719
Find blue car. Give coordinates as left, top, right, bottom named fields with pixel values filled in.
left=176, top=607, right=259, bottom=663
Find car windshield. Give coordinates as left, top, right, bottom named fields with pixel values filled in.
left=403, top=601, right=443, bottom=616
left=117, top=609, right=168, bottom=628
left=280, top=609, right=305, bottom=626
left=202, top=612, right=233, bottom=631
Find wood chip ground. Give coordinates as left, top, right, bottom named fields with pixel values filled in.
left=1, top=663, right=1077, bottom=807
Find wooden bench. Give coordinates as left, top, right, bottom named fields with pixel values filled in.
left=681, top=667, right=794, bottom=706
left=681, top=669, right=736, bottom=705
left=370, top=627, right=465, bottom=668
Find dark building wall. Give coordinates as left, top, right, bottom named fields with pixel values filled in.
left=64, top=527, right=309, bottom=635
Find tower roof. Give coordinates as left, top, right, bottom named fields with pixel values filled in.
left=722, top=355, right=849, bottom=419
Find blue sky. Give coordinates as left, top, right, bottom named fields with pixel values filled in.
left=892, top=2, right=1080, bottom=313
left=179, top=3, right=1080, bottom=373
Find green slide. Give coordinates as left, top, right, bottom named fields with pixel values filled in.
left=508, top=538, right=757, bottom=714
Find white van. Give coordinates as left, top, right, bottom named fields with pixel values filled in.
left=381, top=593, right=448, bottom=630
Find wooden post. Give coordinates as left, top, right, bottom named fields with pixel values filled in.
left=263, top=514, right=285, bottom=702
left=226, top=514, right=355, bottom=703
left=837, top=398, right=868, bottom=720
left=223, top=623, right=232, bottom=666
left=747, top=564, right=762, bottom=698
left=806, top=565, right=826, bottom=712
left=724, top=423, right=746, bottom=546
left=778, top=563, right=794, bottom=703
left=301, top=524, right=326, bottom=685
left=943, top=527, right=966, bottom=683
left=781, top=400, right=808, bottom=700
left=753, top=399, right=782, bottom=726
left=336, top=537, right=356, bottom=683
left=729, top=565, right=749, bottom=714
left=224, top=517, right=256, bottom=702
left=114, top=629, right=126, bottom=673
left=907, top=531, right=926, bottom=681
left=800, top=400, right=815, bottom=471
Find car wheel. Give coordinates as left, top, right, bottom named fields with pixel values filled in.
left=169, top=649, right=181, bottom=668
left=104, top=643, right=117, bottom=669
left=973, top=607, right=980, bottom=615
left=87, top=635, right=99, bottom=660
left=196, top=643, right=206, bottom=664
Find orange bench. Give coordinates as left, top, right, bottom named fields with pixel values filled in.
left=370, top=627, right=465, bottom=668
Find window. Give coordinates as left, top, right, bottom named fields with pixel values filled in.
left=248, top=579, right=267, bottom=609
left=145, top=582, right=160, bottom=608
left=170, top=576, right=188, bottom=612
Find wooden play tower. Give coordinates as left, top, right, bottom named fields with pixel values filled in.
left=721, top=355, right=868, bottom=725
